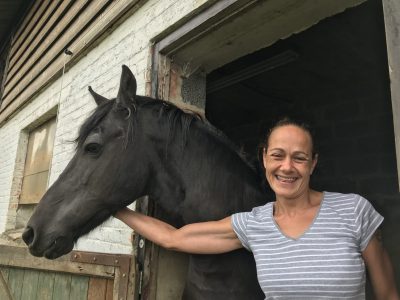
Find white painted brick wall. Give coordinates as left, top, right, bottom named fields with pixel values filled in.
left=0, top=0, right=208, bottom=254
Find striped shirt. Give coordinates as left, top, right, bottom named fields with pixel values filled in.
left=231, top=192, right=383, bottom=300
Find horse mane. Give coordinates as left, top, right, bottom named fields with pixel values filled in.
left=75, top=96, right=257, bottom=171
left=137, top=96, right=258, bottom=171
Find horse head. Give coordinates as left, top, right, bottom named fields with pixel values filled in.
left=22, top=65, right=155, bottom=259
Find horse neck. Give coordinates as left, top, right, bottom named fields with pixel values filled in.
left=143, top=106, right=266, bottom=216
left=180, top=123, right=266, bottom=210
left=144, top=124, right=187, bottom=207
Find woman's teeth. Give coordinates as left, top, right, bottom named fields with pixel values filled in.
left=276, top=175, right=297, bottom=182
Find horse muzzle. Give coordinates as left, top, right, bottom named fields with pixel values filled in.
left=22, top=226, right=74, bottom=259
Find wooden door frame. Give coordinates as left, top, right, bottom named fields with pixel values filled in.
left=382, top=0, right=400, bottom=190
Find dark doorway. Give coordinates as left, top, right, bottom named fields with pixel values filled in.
left=206, top=0, right=399, bottom=291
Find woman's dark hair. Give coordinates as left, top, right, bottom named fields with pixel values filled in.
left=260, top=116, right=318, bottom=159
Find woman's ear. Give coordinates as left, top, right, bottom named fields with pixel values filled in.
left=262, top=148, right=268, bottom=170
left=311, top=154, right=318, bottom=175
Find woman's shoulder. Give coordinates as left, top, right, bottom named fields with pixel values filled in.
left=248, top=202, right=273, bottom=220
left=323, top=191, right=364, bottom=205
left=323, top=191, right=374, bottom=216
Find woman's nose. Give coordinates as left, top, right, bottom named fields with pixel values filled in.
left=280, top=157, right=293, bottom=170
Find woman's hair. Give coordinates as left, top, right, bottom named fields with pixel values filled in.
left=261, top=116, right=318, bottom=159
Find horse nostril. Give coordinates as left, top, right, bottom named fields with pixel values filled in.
left=22, top=227, right=35, bottom=246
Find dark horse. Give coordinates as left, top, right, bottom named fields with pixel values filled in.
left=23, top=65, right=267, bottom=299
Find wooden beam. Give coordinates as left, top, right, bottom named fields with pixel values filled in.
left=382, top=0, right=400, bottom=190
left=0, top=246, right=115, bottom=278
left=155, top=0, right=257, bottom=56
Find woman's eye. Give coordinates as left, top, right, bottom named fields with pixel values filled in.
left=84, top=143, right=102, bottom=154
left=293, top=156, right=308, bottom=162
left=270, top=153, right=284, bottom=160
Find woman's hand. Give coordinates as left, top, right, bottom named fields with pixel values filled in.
left=114, top=207, right=243, bottom=254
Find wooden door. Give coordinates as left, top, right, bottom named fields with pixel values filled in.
left=0, top=246, right=134, bottom=300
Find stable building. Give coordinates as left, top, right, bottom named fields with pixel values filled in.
left=0, top=0, right=399, bottom=299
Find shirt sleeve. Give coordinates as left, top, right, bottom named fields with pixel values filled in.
left=231, top=212, right=252, bottom=251
left=354, top=195, right=384, bottom=251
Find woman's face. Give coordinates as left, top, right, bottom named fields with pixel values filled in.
left=263, top=125, right=317, bottom=200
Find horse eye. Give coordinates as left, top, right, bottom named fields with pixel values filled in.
left=84, top=143, right=102, bottom=155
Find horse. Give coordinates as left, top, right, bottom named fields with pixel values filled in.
left=22, top=65, right=267, bottom=299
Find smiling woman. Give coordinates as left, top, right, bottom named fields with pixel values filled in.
left=262, top=118, right=318, bottom=206
left=115, top=116, right=399, bottom=300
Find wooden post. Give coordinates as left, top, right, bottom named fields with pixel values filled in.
left=382, top=0, right=400, bottom=190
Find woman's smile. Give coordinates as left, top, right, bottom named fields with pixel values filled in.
left=275, top=174, right=298, bottom=183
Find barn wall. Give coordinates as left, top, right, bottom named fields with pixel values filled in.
left=0, top=0, right=210, bottom=253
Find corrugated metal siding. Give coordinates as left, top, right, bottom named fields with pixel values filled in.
left=0, top=0, right=140, bottom=125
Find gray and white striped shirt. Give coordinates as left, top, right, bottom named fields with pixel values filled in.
left=231, top=192, right=383, bottom=300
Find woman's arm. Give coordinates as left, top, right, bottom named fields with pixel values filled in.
left=114, top=208, right=243, bottom=254
left=362, top=230, right=399, bottom=300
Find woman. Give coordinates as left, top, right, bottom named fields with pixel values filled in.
left=115, top=118, right=399, bottom=299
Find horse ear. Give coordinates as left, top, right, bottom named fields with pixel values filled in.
left=116, top=65, right=137, bottom=108
left=88, top=86, right=108, bottom=106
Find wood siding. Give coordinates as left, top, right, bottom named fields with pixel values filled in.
left=0, top=0, right=142, bottom=125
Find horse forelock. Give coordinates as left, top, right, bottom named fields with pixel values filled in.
left=75, top=101, right=113, bottom=148
left=75, top=99, right=135, bottom=150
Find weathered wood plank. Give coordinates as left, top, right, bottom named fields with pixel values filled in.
left=36, top=270, right=55, bottom=300
left=20, top=269, right=40, bottom=300
left=0, top=267, right=12, bottom=300
left=7, top=0, right=74, bottom=82
left=5, top=0, right=81, bottom=87
left=10, top=0, right=44, bottom=47
left=9, top=0, right=53, bottom=63
left=53, top=273, right=72, bottom=300
left=0, top=0, right=141, bottom=126
left=70, top=275, right=89, bottom=300
left=0, top=266, right=9, bottom=281
left=0, top=246, right=115, bottom=278
left=2, top=0, right=76, bottom=99
left=87, top=277, right=107, bottom=300
left=0, top=246, right=135, bottom=299
left=8, top=267, right=24, bottom=300
left=2, top=0, right=108, bottom=108
left=8, top=1, right=60, bottom=77
left=105, top=278, right=114, bottom=300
